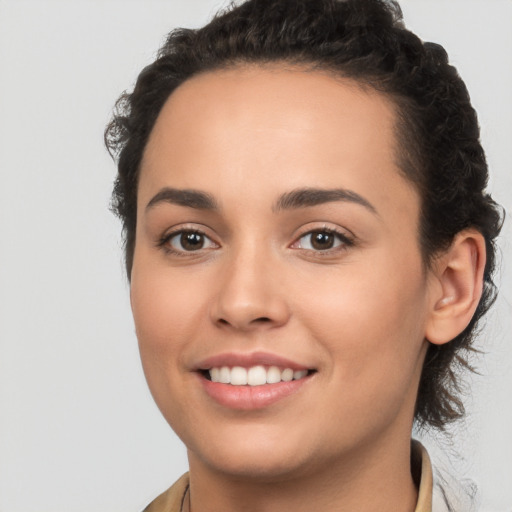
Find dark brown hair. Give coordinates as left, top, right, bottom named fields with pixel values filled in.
left=105, top=0, right=503, bottom=429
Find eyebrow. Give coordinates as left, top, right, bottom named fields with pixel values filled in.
left=273, top=187, right=378, bottom=214
left=145, top=186, right=377, bottom=215
left=146, top=188, right=218, bottom=211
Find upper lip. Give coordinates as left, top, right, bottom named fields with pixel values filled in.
left=195, top=351, right=312, bottom=371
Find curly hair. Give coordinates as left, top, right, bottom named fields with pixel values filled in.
left=105, top=0, right=503, bottom=429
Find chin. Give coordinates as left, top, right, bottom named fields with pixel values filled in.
left=197, top=452, right=311, bottom=483
left=185, top=426, right=315, bottom=482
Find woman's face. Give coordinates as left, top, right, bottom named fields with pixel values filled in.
left=131, top=67, right=435, bottom=480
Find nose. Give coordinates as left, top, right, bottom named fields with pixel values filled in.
left=210, top=247, right=291, bottom=332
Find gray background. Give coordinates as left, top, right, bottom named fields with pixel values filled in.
left=0, top=1, right=510, bottom=511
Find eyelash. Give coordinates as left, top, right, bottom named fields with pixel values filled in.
left=293, top=227, right=355, bottom=254
left=158, top=228, right=218, bottom=257
left=157, top=226, right=355, bottom=257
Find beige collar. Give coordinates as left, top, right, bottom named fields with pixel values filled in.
left=413, top=440, right=433, bottom=512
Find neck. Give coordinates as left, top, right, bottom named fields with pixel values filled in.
left=186, top=437, right=418, bottom=512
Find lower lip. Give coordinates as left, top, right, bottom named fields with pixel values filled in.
left=200, top=374, right=310, bottom=410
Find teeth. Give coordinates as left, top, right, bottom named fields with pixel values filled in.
left=266, top=366, right=281, bottom=384
left=281, top=368, right=293, bottom=382
left=231, top=366, right=247, bottom=385
left=207, top=365, right=309, bottom=386
left=219, top=366, right=230, bottom=384
left=210, top=367, right=220, bottom=382
left=248, top=365, right=267, bottom=386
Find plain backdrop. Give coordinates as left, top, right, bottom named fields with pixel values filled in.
left=0, top=1, right=510, bottom=511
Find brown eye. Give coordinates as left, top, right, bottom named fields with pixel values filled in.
left=180, top=232, right=204, bottom=250
left=296, top=230, right=348, bottom=251
left=167, top=230, right=216, bottom=252
left=310, top=231, right=335, bottom=250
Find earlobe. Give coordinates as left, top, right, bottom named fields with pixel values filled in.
left=425, top=230, right=486, bottom=345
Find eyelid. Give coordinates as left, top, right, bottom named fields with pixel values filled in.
left=290, top=225, right=355, bottom=252
left=157, top=224, right=220, bottom=256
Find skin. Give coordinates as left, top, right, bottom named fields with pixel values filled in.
left=130, top=66, right=478, bottom=511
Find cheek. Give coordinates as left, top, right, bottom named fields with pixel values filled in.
left=294, top=260, right=428, bottom=436
left=130, top=264, right=210, bottom=371
left=129, top=265, right=214, bottom=434
left=295, top=250, right=428, bottom=382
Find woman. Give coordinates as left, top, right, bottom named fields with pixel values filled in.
left=105, top=0, right=502, bottom=510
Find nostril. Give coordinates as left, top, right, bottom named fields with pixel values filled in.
left=216, top=317, right=271, bottom=326
left=253, top=317, right=272, bottom=323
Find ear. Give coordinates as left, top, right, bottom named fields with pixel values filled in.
left=425, top=229, right=486, bottom=345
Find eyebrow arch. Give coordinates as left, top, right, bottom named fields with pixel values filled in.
left=273, top=187, right=378, bottom=215
left=146, top=187, right=218, bottom=211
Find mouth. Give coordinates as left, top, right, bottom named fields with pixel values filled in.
left=200, top=365, right=315, bottom=386
left=195, top=352, right=316, bottom=409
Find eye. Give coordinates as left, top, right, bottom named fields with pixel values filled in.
left=165, top=230, right=217, bottom=253
left=294, top=229, right=352, bottom=251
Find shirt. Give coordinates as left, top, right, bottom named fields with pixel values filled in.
left=142, top=441, right=433, bottom=512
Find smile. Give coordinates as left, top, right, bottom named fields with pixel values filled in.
left=196, top=352, right=316, bottom=410
left=206, top=365, right=310, bottom=386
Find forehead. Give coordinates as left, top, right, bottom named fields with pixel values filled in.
left=142, top=65, right=397, bottom=173
left=139, top=65, right=417, bottom=221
